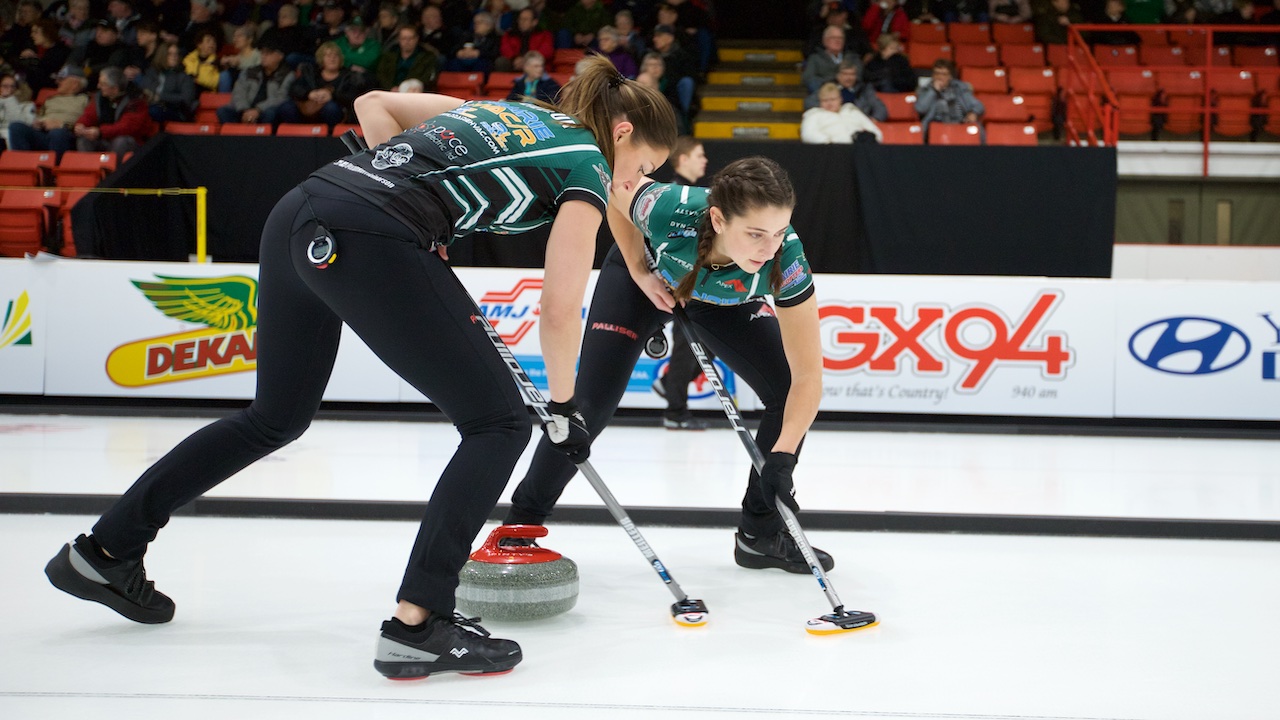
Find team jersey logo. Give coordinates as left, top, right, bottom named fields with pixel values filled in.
left=633, top=185, right=670, bottom=237
left=594, top=163, right=612, bottom=195
left=372, top=142, right=414, bottom=170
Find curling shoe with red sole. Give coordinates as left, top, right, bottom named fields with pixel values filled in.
left=374, top=614, right=522, bottom=679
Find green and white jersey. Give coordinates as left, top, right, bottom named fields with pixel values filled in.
left=629, top=181, right=815, bottom=308
left=311, top=100, right=610, bottom=247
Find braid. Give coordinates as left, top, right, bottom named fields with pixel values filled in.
left=674, top=214, right=716, bottom=304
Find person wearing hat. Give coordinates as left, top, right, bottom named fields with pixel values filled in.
left=217, top=39, right=293, bottom=124
left=7, top=66, right=90, bottom=157
left=335, top=15, right=380, bottom=71
left=66, top=20, right=130, bottom=90
left=314, top=0, right=349, bottom=44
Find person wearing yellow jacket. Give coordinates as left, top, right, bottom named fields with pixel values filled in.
left=183, top=30, right=221, bottom=92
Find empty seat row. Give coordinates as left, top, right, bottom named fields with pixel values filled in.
left=877, top=121, right=1040, bottom=146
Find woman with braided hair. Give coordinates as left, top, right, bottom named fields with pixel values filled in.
left=504, top=156, right=835, bottom=575
left=44, top=56, right=677, bottom=679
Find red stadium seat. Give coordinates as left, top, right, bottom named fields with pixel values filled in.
left=195, top=92, right=232, bottom=124
left=1107, top=68, right=1158, bottom=95
left=1133, top=28, right=1170, bottom=46
left=1094, top=45, right=1139, bottom=67
left=552, top=48, right=585, bottom=73
left=332, top=123, right=363, bottom=137
left=436, top=71, right=485, bottom=97
left=164, top=121, right=219, bottom=135
left=881, top=92, right=919, bottom=121
left=1208, top=70, right=1256, bottom=98
left=1214, top=96, right=1253, bottom=137
left=1139, top=45, right=1187, bottom=67
left=218, top=123, right=273, bottom=136
left=878, top=122, right=924, bottom=144
left=0, top=189, right=58, bottom=257
left=484, top=71, right=521, bottom=98
left=999, top=43, right=1045, bottom=68
left=1046, top=43, right=1075, bottom=69
left=979, top=93, right=1032, bottom=122
left=913, top=23, right=947, bottom=43
left=1233, top=46, right=1279, bottom=68
left=947, top=23, right=991, bottom=44
left=1009, top=66, right=1057, bottom=95
left=0, top=150, right=57, bottom=186
left=275, top=124, right=329, bottom=137
left=58, top=190, right=89, bottom=257
left=954, top=43, right=1000, bottom=68
left=908, top=42, right=952, bottom=69
left=53, top=151, right=116, bottom=188
left=992, top=23, right=1035, bottom=45
left=985, top=123, right=1038, bottom=145
left=927, top=122, right=983, bottom=144
left=963, top=66, right=1009, bottom=93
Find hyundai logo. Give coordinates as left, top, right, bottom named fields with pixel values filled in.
left=1129, top=317, right=1250, bottom=375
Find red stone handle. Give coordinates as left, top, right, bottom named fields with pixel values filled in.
left=469, top=524, right=564, bottom=563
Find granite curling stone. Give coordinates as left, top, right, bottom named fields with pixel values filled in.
left=456, top=524, right=579, bottom=621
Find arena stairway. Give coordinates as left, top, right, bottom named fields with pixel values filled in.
left=695, top=40, right=805, bottom=140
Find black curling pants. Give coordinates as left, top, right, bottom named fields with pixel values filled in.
left=506, top=245, right=796, bottom=538
left=93, top=178, right=531, bottom=615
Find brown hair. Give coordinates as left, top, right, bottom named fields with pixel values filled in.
left=673, top=157, right=797, bottom=304
left=555, top=54, right=678, bottom=170
left=671, top=135, right=701, bottom=163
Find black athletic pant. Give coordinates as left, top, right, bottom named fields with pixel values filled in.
left=506, top=246, right=795, bottom=538
left=661, top=317, right=716, bottom=415
left=93, top=178, right=531, bottom=615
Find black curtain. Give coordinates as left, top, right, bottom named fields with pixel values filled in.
left=74, top=135, right=1116, bottom=278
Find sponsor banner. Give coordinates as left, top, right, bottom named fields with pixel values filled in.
left=1115, top=281, right=1280, bottom=420
left=808, top=276, right=1115, bottom=417
left=400, top=269, right=739, bottom=410
left=42, top=259, right=402, bottom=400
left=0, top=259, right=50, bottom=395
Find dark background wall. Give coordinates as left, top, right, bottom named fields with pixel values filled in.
left=77, top=136, right=1117, bottom=278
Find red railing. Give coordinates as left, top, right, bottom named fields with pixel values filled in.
left=1063, top=24, right=1280, bottom=176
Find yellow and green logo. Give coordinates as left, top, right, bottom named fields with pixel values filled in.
left=0, top=291, right=33, bottom=349
left=106, top=275, right=259, bottom=387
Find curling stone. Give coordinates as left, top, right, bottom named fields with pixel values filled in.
left=456, top=525, right=578, bottom=621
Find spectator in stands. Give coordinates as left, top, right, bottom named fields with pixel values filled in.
left=0, top=73, right=36, bottom=150
left=73, top=66, right=157, bottom=152
left=487, top=0, right=515, bottom=31
left=183, top=30, right=221, bottom=92
left=419, top=5, right=452, bottom=60
left=802, top=81, right=883, bottom=144
left=375, top=24, right=438, bottom=91
left=313, top=0, right=349, bottom=46
left=336, top=16, right=381, bottom=72
left=138, top=0, right=187, bottom=43
left=497, top=8, right=555, bottom=71
left=218, top=25, right=261, bottom=92
left=227, top=0, right=283, bottom=33
left=7, top=66, right=89, bottom=156
left=2, top=0, right=42, bottom=66
left=260, top=4, right=316, bottom=69
left=1034, top=0, right=1084, bottom=45
left=1172, top=0, right=1235, bottom=23
left=807, top=3, right=872, bottom=64
left=802, top=25, right=850, bottom=93
left=559, top=0, right=611, bottom=48
left=863, top=0, right=911, bottom=45
left=217, top=39, right=293, bottom=125
left=446, top=11, right=500, bottom=72
left=1218, top=0, right=1270, bottom=44
left=1091, top=0, right=1141, bottom=44
left=651, top=24, right=696, bottom=120
left=506, top=50, right=560, bottom=101
left=123, top=21, right=161, bottom=86
left=636, top=50, right=688, bottom=132
left=615, top=9, right=645, bottom=59
left=58, top=0, right=95, bottom=49
left=594, top=25, right=638, bottom=78
left=143, top=42, right=197, bottom=121
left=179, top=0, right=223, bottom=54
left=68, top=21, right=131, bottom=92
left=863, top=32, right=916, bottom=93
left=662, top=0, right=715, bottom=72
left=372, top=3, right=401, bottom=47
left=279, top=41, right=349, bottom=126
left=915, top=59, right=983, bottom=138
left=990, top=0, right=1032, bottom=23
left=806, top=58, right=887, bottom=121
left=17, top=18, right=71, bottom=94
left=106, top=0, right=143, bottom=45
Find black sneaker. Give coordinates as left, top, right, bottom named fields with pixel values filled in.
left=734, top=530, right=835, bottom=574
left=374, top=614, right=522, bottom=680
left=44, top=534, right=175, bottom=624
left=662, top=411, right=709, bottom=430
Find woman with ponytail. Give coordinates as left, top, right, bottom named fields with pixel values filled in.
left=505, top=156, right=834, bottom=576
left=45, top=56, right=677, bottom=679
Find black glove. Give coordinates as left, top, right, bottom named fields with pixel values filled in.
left=544, top=398, right=591, bottom=463
left=760, top=451, right=800, bottom=513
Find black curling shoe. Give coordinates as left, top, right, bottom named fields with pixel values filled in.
left=734, top=530, right=835, bottom=574
left=45, top=534, right=175, bottom=624
left=374, top=614, right=522, bottom=680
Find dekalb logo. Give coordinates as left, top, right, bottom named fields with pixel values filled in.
left=106, top=275, right=258, bottom=387
left=1, top=291, right=33, bottom=349
left=1128, top=317, right=1250, bottom=375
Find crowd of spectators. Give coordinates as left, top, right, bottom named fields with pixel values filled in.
left=800, top=0, right=1280, bottom=144
left=0, top=0, right=718, bottom=153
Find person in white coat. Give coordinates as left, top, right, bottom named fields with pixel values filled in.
left=800, top=82, right=882, bottom=144
left=0, top=73, right=37, bottom=149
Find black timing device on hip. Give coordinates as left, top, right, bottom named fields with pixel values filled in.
left=307, top=223, right=337, bottom=269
